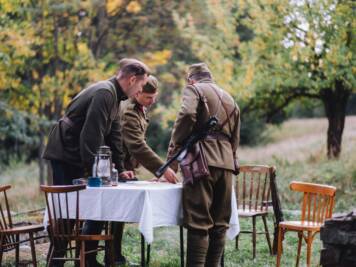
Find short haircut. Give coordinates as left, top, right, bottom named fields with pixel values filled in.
left=188, top=71, right=212, bottom=81
left=142, top=83, right=157, bottom=94
left=119, top=62, right=150, bottom=79
left=142, top=75, right=158, bottom=94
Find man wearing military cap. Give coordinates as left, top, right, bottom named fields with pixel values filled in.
left=168, top=63, right=240, bottom=266
left=43, top=58, right=150, bottom=267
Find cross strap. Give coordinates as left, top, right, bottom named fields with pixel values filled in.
left=210, top=86, right=237, bottom=139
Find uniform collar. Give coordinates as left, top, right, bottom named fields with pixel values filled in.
left=195, top=77, right=213, bottom=84
left=131, top=98, right=147, bottom=117
left=109, top=76, right=128, bottom=101
left=134, top=99, right=145, bottom=113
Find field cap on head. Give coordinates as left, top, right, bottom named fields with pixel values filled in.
left=187, top=63, right=211, bottom=78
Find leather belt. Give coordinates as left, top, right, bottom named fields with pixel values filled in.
left=206, top=132, right=230, bottom=141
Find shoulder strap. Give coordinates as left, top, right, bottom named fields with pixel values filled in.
left=210, top=86, right=236, bottom=136
left=190, top=84, right=210, bottom=116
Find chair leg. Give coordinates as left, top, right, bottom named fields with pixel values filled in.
left=75, top=241, right=80, bottom=267
left=46, top=243, right=55, bottom=267
left=295, top=231, right=303, bottom=267
left=262, top=215, right=272, bottom=255
left=29, top=232, right=37, bottom=267
left=276, top=226, right=283, bottom=267
left=80, top=241, right=85, bottom=267
left=0, top=233, right=4, bottom=266
left=15, top=234, right=20, bottom=266
left=252, top=216, right=256, bottom=259
left=306, top=231, right=313, bottom=267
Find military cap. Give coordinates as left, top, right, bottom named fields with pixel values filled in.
left=118, top=58, right=151, bottom=75
left=143, top=75, right=159, bottom=93
left=187, top=63, right=211, bottom=78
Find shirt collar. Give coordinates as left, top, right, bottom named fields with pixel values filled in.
left=109, top=76, right=128, bottom=101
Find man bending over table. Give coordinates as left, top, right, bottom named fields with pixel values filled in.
left=43, top=58, right=150, bottom=267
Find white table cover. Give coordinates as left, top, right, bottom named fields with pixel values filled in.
left=44, top=181, right=239, bottom=244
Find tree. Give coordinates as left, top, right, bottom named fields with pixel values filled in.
left=238, top=0, right=355, bottom=158
left=0, top=0, right=107, bottom=182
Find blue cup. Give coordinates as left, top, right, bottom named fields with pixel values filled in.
left=87, top=177, right=102, bottom=187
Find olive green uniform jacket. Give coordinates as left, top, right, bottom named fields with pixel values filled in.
left=168, top=77, right=240, bottom=231
left=43, top=77, right=126, bottom=174
left=119, top=98, right=164, bottom=175
left=168, top=78, right=240, bottom=171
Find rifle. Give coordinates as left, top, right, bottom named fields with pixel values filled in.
left=155, top=116, right=218, bottom=177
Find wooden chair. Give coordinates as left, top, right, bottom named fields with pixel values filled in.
left=0, top=184, right=44, bottom=266
left=40, top=184, right=114, bottom=267
left=276, top=181, right=336, bottom=267
left=235, top=165, right=274, bottom=258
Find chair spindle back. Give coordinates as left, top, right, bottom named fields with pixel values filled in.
left=290, top=181, right=336, bottom=223
left=236, top=165, right=273, bottom=212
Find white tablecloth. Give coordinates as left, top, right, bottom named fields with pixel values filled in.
left=45, top=181, right=240, bottom=244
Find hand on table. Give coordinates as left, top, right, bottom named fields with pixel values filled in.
left=119, top=171, right=135, bottom=180
left=163, top=167, right=179, bottom=184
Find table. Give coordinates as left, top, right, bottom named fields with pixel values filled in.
left=44, top=181, right=240, bottom=266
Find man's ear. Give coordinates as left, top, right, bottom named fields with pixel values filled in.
left=187, top=78, right=194, bottom=85
left=129, top=75, right=137, bottom=85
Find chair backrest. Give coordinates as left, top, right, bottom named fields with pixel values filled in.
left=40, top=185, right=86, bottom=240
left=0, top=184, right=18, bottom=251
left=236, top=165, right=274, bottom=212
left=290, top=181, right=336, bottom=223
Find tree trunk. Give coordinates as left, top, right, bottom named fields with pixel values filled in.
left=38, top=131, right=45, bottom=185
left=322, top=82, right=350, bottom=159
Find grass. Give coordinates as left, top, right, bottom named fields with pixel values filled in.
left=1, top=116, right=355, bottom=266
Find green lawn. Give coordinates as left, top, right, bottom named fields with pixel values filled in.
left=0, top=216, right=323, bottom=266
left=1, top=116, right=355, bottom=266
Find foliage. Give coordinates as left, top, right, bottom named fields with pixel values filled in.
left=0, top=101, right=41, bottom=165
left=238, top=0, right=355, bottom=157
left=173, top=0, right=242, bottom=96
left=0, top=1, right=108, bottom=122
left=238, top=0, right=355, bottom=110
left=0, top=0, right=354, bottom=165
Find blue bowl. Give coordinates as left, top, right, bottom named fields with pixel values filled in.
left=87, top=177, right=102, bottom=187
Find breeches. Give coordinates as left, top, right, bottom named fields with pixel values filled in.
left=183, top=166, right=232, bottom=233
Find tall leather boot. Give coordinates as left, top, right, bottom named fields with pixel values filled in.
left=186, top=229, right=209, bottom=267
left=205, top=228, right=226, bottom=267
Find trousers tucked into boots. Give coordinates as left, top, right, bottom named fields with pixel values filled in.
left=206, top=228, right=226, bottom=267
left=186, top=227, right=226, bottom=267
left=183, top=167, right=232, bottom=267
left=186, top=229, right=209, bottom=267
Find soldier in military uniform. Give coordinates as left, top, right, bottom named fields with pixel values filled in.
left=43, top=59, right=150, bottom=267
left=120, top=75, right=177, bottom=182
left=111, top=75, right=178, bottom=265
left=167, top=63, right=240, bottom=266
